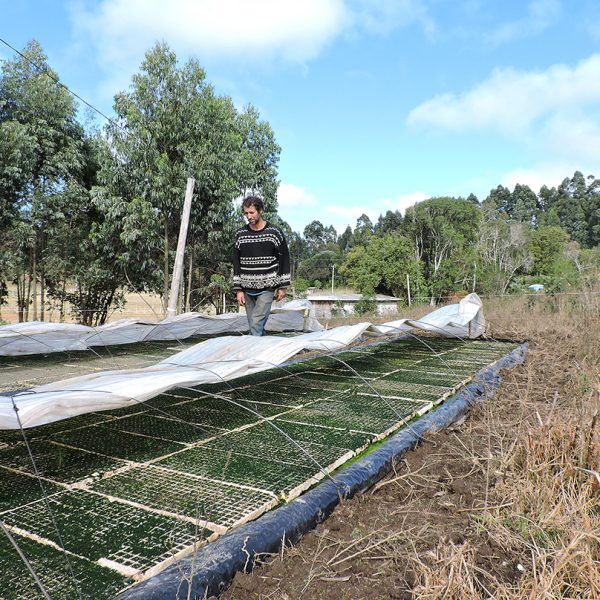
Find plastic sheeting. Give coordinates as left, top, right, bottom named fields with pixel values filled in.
left=0, top=294, right=486, bottom=430
left=0, top=300, right=321, bottom=357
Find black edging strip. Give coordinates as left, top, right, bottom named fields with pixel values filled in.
left=117, top=342, right=528, bottom=600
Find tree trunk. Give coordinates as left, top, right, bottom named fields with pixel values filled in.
left=16, top=271, right=24, bottom=323
left=40, top=270, right=45, bottom=321
left=24, top=271, right=31, bottom=321
left=185, top=254, right=193, bottom=312
left=163, top=220, right=170, bottom=314
left=59, top=279, right=66, bottom=322
left=40, top=226, right=45, bottom=321
left=177, top=272, right=184, bottom=315
left=31, top=246, right=38, bottom=321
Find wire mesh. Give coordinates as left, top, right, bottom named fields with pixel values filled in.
left=0, top=530, right=128, bottom=600
left=90, top=467, right=277, bottom=529
left=2, top=490, right=207, bottom=572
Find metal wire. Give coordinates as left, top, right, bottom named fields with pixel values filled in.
left=9, top=397, right=84, bottom=600
left=0, top=520, right=52, bottom=600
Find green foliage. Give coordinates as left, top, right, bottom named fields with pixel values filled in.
left=341, top=233, right=423, bottom=299
left=354, top=294, right=377, bottom=315
left=528, top=226, right=568, bottom=276
left=337, top=225, right=354, bottom=253
left=375, top=210, right=403, bottom=234
left=292, top=277, right=310, bottom=294
left=341, top=246, right=378, bottom=294
left=484, top=171, right=600, bottom=249
left=99, top=42, right=280, bottom=306
left=352, top=213, right=374, bottom=247
left=296, top=250, right=339, bottom=287
left=0, top=40, right=86, bottom=321
left=198, top=274, right=232, bottom=314
left=0, top=39, right=281, bottom=324
left=403, top=197, right=479, bottom=300
left=303, top=220, right=337, bottom=254
left=330, top=299, right=346, bottom=317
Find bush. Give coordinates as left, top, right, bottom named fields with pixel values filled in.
left=330, top=299, right=346, bottom=317
left=354, top=294, right=377, bottom=315
left=292, top=278, right=310, bottom=294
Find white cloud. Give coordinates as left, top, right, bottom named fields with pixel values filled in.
left=407, top=54, right=600, bottom=171
left=408, top=54, right=600, bottom=134
left=348, top=0, right=434, bottom=37
left=499, top=162, right=583, bottom=193
left=277, top=183, right=318, bottom=208
left=487, top=0, right=561, bottom=45
left=74, top=0, right=346, bottom=68
left=382, top=191, right=429, bottom=212
left=276, top=183, right=432, bottom=233
left=70, top=0, right=433, bottom=82
left=543, top=110, right=600, bottom=162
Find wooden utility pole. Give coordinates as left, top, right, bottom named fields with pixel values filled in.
left=166, top=177, right=195, bottom=319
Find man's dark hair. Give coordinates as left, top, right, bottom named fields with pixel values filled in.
left=241, top=195, right=264, bottom=212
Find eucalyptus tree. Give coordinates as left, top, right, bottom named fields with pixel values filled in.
left=375, top=210, right=403, bottom=234
left=0, top=120, right=35, bottom=311
left=99, top=42, right=280, bottom=311
left=0, top=40, right=85, bottom=321
left=476, top=202, right=531, bottom=294
left=352, top=213, right=374, bottom=247
left=510, top=183, right=538, bottom=224
left=402, top=197, right=480, bottom=302
left=303, top=220, right=337, bottom=254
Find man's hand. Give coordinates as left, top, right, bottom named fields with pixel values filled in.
left=236, top=290, right=245, bottom=306
left=275, top=288, right=286, bottom=302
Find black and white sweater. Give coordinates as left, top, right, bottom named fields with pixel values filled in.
left=233, top=223, right=291, bottom=292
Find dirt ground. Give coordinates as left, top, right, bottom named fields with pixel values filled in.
left=218, top=295, right=600, bottom=600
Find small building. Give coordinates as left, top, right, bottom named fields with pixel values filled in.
left=306, top=293, right=401, bottom=320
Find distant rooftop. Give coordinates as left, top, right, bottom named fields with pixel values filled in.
left=307, top=293, right=400, bottom=302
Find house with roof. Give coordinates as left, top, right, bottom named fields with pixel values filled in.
left=306, top=292, right=401, bottom=320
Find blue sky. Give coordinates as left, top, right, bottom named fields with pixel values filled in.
left=2, top=0, right=600, bottom=232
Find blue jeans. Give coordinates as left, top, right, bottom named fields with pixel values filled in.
left=244, top=290, right=274, bottom=336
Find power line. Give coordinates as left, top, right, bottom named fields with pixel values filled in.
left=0, top=35, right=126, bottom=134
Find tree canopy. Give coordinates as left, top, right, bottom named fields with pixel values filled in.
left=0, top=40, right=598, bottom=324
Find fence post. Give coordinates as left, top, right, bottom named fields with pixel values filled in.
left=166, top=177, right=195, bottom=319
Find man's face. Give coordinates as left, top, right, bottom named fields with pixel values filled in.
left=243, top=204, right=262, bottom=226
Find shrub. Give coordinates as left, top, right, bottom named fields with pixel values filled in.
left=354, top=294, right=377, bottom=315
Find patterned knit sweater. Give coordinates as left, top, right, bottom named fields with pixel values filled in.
left=233, top=223, right=291, bottom=292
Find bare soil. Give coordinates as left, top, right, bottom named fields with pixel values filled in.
left=219, top=295, right=600, bottom=600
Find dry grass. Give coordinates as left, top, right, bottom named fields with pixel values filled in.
left=220, top=292, right=599, bottom=600
left=405, top=294, right=600, bottom=600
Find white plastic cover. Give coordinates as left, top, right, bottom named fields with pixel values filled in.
left=0, top=300, right=320, bottom=357
left=0, top=294, right=485, bottom=430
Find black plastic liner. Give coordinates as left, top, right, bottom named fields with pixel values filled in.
left=118, top=342, right=528, bottom=600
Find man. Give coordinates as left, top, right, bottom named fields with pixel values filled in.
left=233, top=195, right=291, bottom=336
